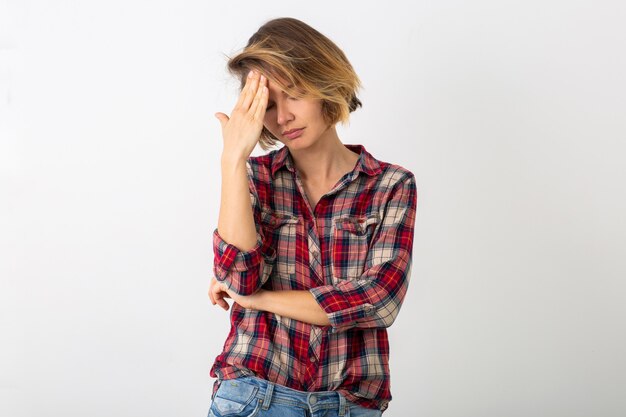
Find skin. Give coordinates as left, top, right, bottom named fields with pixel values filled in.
left=209, top=68, right=358, bottom=326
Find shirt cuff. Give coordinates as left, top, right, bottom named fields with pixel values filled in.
left=309, top=285, right=377, bottom=333
left=213, top=228, right=269, bottom=280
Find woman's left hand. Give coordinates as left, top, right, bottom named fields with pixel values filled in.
left=209, top=276, right=264, bottom=311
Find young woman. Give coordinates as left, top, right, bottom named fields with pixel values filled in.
left=208, top=17, right=417, bottom=417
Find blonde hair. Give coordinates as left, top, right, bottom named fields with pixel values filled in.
left=224, top=17, right=363, bottom=150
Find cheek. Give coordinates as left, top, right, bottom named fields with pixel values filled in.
left=263, top=112, right=274, bottom=127
left=263, top=112, right=281, bottom=136
left=302, top=103, right=324, bottom=122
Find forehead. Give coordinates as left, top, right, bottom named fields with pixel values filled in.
left=265, top=75, right=293, bottom=95
left=253, top=69, right=295, bottom=92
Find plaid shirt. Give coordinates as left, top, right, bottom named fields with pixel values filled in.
left=210, top=144, right=417, bottom=412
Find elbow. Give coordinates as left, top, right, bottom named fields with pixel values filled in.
left=369, top=301, right=402, bottom=329
left=374, top=311, right=397, bottom=329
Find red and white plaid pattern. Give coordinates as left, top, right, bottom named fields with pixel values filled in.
left=210, top=144, right=417, bottom=412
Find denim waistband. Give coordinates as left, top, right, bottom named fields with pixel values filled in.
left=234, top=375, right=348, bottom=416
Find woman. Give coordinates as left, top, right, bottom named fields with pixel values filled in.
left=208, top=17, right=417, bottom=417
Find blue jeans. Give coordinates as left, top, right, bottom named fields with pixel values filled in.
left=208, top=375, right=383, bottom=417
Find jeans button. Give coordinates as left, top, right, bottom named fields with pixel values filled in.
left=309, top=395, right=317, bottom=405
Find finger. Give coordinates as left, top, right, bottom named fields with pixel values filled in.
left=239, top=71, right=261, bottom=111
left=208, top=277, right=217, bottom=304
left=214, top=287, right=229, bottom=301
left=253, top=83, right=269, bottom=121
left=214, top=288, right=229, bottom=310
left=209, top=277, right=217, bottom=293
left=208, top=279, right=214, bottom=304
left=234, top=70, right=258, bottom=111
left=218, top=298, right=229, bottom=311
left=234, top=69, right=256, bottom=110
left=211, top=282, right=224, bottom=304
left=214, top=112, right=229, bottom=130
left=213, top=283, right=225, bottom=295
left=250, top=74, right=267, bottom=112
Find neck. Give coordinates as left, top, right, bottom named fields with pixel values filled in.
left=289, top=126, right=358, bottom=184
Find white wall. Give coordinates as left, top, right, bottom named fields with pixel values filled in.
left=2, top=1, right=625, bottom=416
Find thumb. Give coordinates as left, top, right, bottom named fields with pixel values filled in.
left=214, top=112, right=229, bottom=129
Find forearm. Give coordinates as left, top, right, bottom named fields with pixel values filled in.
left=218, top=156, right=257, bottom=252
left=255, top=290, right=331, bottom=326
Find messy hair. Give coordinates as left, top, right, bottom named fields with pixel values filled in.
left=224, top=17, right=363, bottom=150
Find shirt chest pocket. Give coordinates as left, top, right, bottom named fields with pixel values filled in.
left=261, top=211, right=300, bottom=279
left=331, top=214, right=380, bottom=282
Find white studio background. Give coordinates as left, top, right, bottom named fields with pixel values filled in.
left=1, top=1, right=625, bottom=416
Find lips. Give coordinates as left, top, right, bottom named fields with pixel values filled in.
left=282, top=128, right=303, bottom=136
left=282, top=128, right=304, bottom=140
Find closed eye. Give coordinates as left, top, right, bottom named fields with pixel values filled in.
left=266, top=94, right=298, bottom=110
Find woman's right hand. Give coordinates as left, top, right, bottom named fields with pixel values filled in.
left=215, top=69, right=269, bottom=161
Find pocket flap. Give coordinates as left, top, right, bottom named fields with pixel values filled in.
left=261, top=211, right=299, bottom=228
left=334, top=214, right=380, bottom=235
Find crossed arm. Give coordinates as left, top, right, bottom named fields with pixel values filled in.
left=209, top=279, right=330, bottom=326
left=210, top=154, right=330, bottom=325
left=210, top=173, right=416, bottom=332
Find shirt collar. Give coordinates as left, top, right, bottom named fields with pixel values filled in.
left=270, top=143, right=382, bottom=179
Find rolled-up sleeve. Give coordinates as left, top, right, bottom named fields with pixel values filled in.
left=212, top=162, right=276, bottom=296
left=310, top=173, right=417, bottom=333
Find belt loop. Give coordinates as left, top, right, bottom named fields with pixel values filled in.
left=261, top=380, right=274, bottom=411
left=338, top=392, right=347, bottom=416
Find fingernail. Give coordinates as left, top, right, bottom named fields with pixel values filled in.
left=248, top=70, right=254, bottom=78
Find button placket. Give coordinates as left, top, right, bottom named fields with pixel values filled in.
left=307, top=221, right=324, bottom=284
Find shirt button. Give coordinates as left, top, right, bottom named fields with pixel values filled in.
left=312, top=251, right=319, bottom=259
left=309, top=395, right=318, bottom=405
left=310, top=356, right=317, bottom=363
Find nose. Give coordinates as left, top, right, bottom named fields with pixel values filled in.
left=275, top=101, right=294, bottom=126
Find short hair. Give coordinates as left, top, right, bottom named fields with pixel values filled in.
left=224, top=17, right=363, bottom=150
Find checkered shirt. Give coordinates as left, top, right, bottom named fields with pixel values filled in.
left=210, top=144, right=417, bottom=412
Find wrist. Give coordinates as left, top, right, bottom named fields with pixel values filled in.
left=251, top=289, right=267, bottom=311
left=221, top=157, right=248, bottom=173
left=221, top=149, right=249, bottom=166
